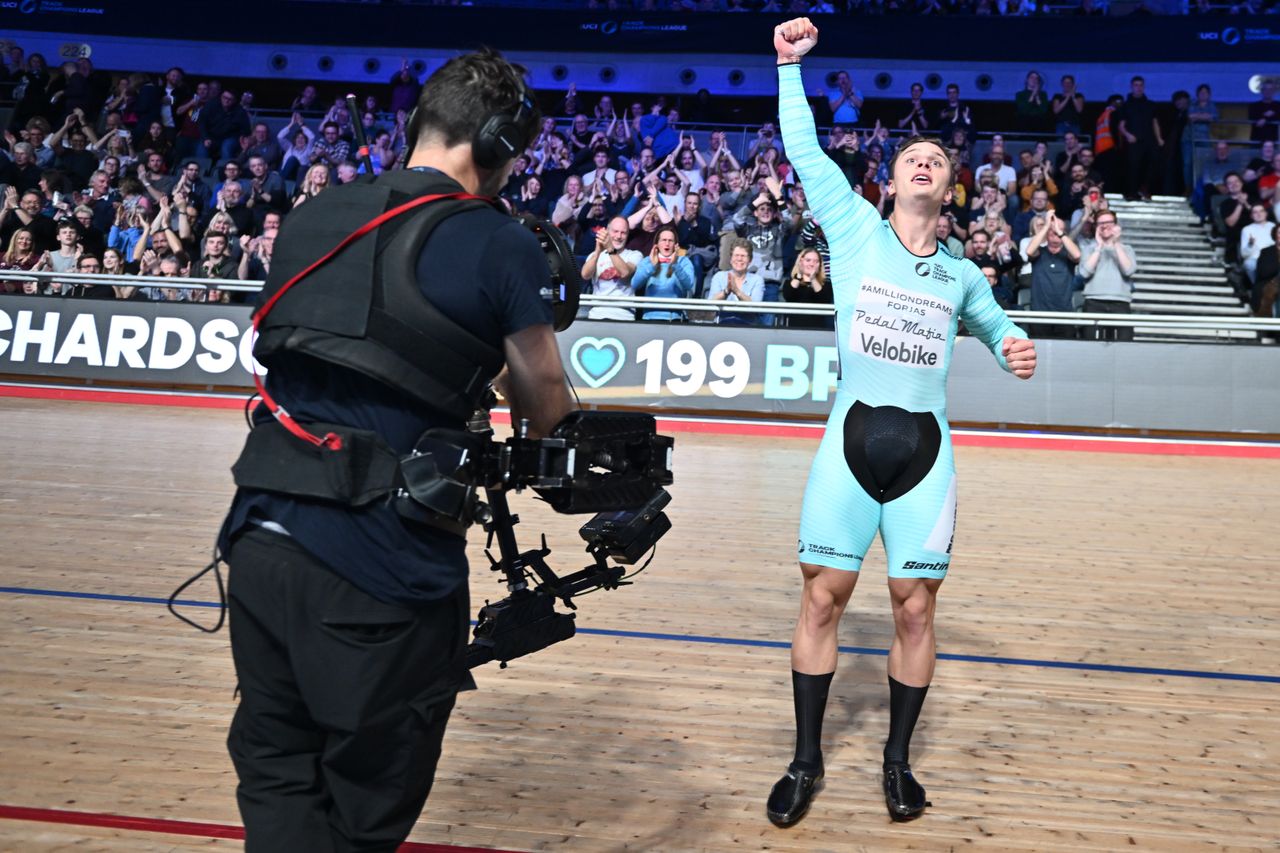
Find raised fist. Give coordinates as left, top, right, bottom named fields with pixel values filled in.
left=774, top=17, right=819, bottom=61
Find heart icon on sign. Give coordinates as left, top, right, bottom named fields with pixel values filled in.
left=569, top=336, right=626, bottom=388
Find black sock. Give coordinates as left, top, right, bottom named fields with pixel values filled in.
left=790, top=670, right=833, bottom=773
left=883, top=675, right=929, bottom=767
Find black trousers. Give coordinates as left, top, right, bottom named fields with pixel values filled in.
left=1083, top=298, right=1134, bottom=341
left=226, top=528, right=473, bottom=853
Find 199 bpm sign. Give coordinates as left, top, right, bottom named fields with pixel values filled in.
left=566, top=324, right=841, bottom=411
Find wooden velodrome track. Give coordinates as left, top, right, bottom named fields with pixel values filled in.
left=0, top=388, right=1277, bottom=852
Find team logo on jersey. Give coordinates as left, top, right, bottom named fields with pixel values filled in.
left=929, top=263, right=956, bottom=285
left=914, top=262, right=930, bottom=277
left=852, top=277, right=955, bottom=369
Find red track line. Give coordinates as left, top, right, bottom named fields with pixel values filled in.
left=2, top=381, right=1279, bottom=458
left=0, top=804, right=512, bottom=852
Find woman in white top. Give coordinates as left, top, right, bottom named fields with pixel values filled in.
left=278, top=113, right=316, bottom=182
left=1240, top=203, right=1276, bottom=283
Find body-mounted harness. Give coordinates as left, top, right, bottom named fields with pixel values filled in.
left=250, top=190, right=489, bottom=452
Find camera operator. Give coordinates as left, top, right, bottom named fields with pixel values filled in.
left=219, top=48, right=575, bottom=851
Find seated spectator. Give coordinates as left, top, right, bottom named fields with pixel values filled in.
left=238, top=232, right=275, bottom=282
left=1024, top=211, right=1082, bottom=338
left=514, top=175, right=551, bottom=218
left=655, top=171, right=688, bottom=217
left=781, top=248, right=833, bottom=330
left=70, top=253, right=115, bottom=299
left=969, top=181, right=1009, bottom=223
left=968, top=228, right=1021, bottom=286
left=139, top=121, right=173, bottom=168
left=197, top=231, right=238, bottom=286
left=237, top=122, right=283, bottom=171
left=1060, top=163, right=1090, bottom=216
left=311, top=121, right=351, bottom=173
left=278, top=113, right=316, bottom=181
left=1217, top=172, right=1255, bottom=264
left=199, top=89, right=251, bottom=162
left=1, top=142, right=43, bottom=194
left=974, top=146, right=1017, bottom=198
left=1069, top=189, right=1107, bottom=241
left=638, top=108, right=679, bottom=161
left=936, top=213, right=964, bottom=257
left=49, top=111, right=98, bottom=191
left=101, top=247, right=138, bottom=299
left=1078, top=210, right=1138, bottom=341
left=979, top=264, right=1019, bottom=312
left=573, top=193, right=612, bottom=263
left=677, top=191, right=719, bottom=294
left=171, top=159, right=212, bottom=214
left=0, top=188, right=57, bottom=253
left=728, top=191, right=789, bottom=298
left=1251, top=222, right=1279, bottom=318
left=291, top=163, right=330, bottom=208
left=68, top=204, right=104, bottom=259
left=244, top=155, right=288, bottom=224
left=978, top=208, right=1012, bottom=242
left=213, top=160, right=249, bottom=198
left=1013, top=188, right=1054, bottom=243
left=1018, top=165, right=1057, bottom=212
left=0, top=227, right=40, bottom=293
left=1241, top=203, right=1276, bottom=284
left=140, top=254, right=191, bottom=302
left=107, top=210, right=144, bottom=276
left=201, top=182, right=253, bottom=236
left=826, top=126, right=867, bottom=191
left=632, top=225, right=695, bottom=322
left=673, top=141, right=707, bottom=193
left=290, top=84, right=322, bottom=117
left=706, top=239, right=764, bottom=326
left=369, top=125, right=403, bottom=175
left=626, top=199, right=671, bottom=255
left=582, top=216, right=642, bottom=322
left=552, top=174, right=587, bottom=231
left=581, top=147, right=618, bottom=192
left=174, top=82, right=210, bottom=162
left=605, top=172, right=632, bottom=219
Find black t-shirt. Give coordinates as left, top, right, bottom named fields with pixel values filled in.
left=223, top=180, right=554, bottom=605
left=1118, top=95, right=1156, bottom=143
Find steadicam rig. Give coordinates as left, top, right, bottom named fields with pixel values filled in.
left=393, top=406, right=674, bottom=668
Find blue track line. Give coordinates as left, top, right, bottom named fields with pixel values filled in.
left=3, top=585, right=1277, bottom=685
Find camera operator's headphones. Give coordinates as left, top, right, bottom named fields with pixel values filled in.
left=404, top=77, right=535, bottom=170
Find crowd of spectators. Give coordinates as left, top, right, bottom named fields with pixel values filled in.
left=422, top=0, right=1280, bottom=16
left=0, top=40, right=1276, bottom=329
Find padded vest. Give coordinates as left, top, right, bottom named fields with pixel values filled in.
left=253, top=169, right=506, bottom=422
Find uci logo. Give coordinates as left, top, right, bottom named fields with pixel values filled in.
left=1222, top=27, right=1241, bottom=45
left=914, top=262, right=930, bottom=277
left=797, top=539, right=806, bottom=554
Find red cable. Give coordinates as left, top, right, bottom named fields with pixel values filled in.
left=250, top=191, right=489, bottom=451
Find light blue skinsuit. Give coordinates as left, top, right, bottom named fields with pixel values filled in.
left=778, top=64, right=1027, bottom=579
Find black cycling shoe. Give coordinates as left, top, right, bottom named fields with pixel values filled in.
left=766, top=763, right=824, bottom=827
left=883, top=762, right=931, bottom=821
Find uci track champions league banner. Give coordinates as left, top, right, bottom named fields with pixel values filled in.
left=0, top=295, right=1007, bottom=418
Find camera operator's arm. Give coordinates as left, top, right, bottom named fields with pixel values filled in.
left=501, top=325, right=576, bottom=439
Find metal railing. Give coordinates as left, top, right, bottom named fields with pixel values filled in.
left=4, top=271, right=1273, bottom=338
